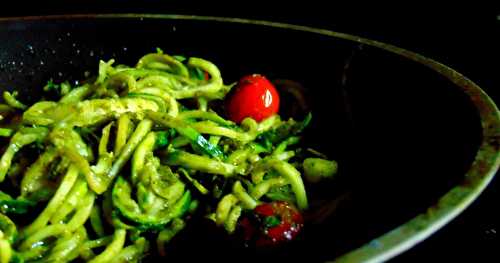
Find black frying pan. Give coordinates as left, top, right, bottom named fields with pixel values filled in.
left=0, top=15, right=498, bottom=262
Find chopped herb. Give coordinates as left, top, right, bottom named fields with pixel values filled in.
left=189, top=66, right=205, bottom=80
left=155, top=131, right=169, bottom=149
left=173, top=55, right=187, bottom=62
left=263, top=215, right=281, bottom=228
left=43, top=79, right=73, bottom=96
left=43, top=79, right=57, bottom=92
left=258, top=112, right=312, bottom=146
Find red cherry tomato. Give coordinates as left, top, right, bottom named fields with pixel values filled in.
left=226, top=74, right=280, bottom=123
left=240, top=201, right=304, bottom=247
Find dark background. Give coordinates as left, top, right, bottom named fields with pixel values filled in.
left=1, top=2, right=498, bottom=261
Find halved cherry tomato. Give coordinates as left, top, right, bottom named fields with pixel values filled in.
left=239, top=201, right=303, bottom=247
left=226, top=74, right=280, bottom=123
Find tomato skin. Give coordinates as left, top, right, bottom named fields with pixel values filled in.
left=255, top=201, right=303, bottom=244
left=240, top=201, right=303, bottom=247
left=226, top=74, right=280, bottom=123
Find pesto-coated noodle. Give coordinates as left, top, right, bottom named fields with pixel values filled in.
left=0, top=50, right=338, bottom=262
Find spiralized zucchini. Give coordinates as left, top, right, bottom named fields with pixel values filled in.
left=0, top=50, right=336, bottom=262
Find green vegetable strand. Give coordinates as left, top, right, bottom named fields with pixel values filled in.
left=114, top=114, right=132, bottom=154
left=88, top=229, right=126, bottom=263
left=106, top=119, right=153, bottom=192
left=3, top=91, right=27, bottom=110
left=22, top=164, right=79, bottom=236
left=232, top=181, right=258, bottom=209
left=146, top=111, right=224, bottom=159
left=156, top=218, right=185, bottom=257
left=0, top=128, right=49, bottom=182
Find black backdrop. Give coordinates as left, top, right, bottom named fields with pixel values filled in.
left=1, top=2, right=498, bottom=261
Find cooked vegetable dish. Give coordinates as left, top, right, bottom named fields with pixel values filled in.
left=0, top=50, right=337, bottom=262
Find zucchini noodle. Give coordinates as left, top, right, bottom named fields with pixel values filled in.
left=0, top=50, right=337, bottom=262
